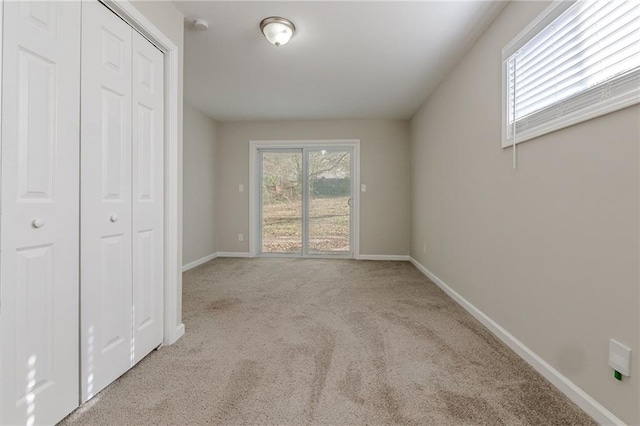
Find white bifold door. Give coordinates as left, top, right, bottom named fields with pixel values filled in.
left=0, top=1, right=165, bottom=424
left=80, top=1, right=164, bottom=402
left=0, top=2, right=81, bottom=424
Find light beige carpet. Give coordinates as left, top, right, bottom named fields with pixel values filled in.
left=61, top=258, right=595, bottom=425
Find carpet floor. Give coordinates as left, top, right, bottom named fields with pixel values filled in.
left=61, top=258, right=595, bottom=425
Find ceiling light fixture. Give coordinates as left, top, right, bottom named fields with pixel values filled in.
left=260, top=16, right=296, bottom=47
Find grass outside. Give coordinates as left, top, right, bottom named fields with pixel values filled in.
left=262, top=196, right=350, bottom=253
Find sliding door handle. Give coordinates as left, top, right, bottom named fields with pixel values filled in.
left=348, top=198, right=353, bottom=207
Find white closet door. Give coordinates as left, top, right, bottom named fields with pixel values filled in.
left=132, top=31, right=164, bottom=364
left=80, top=1, right=133, bottom=403
left=0, top=1, right=81, bottom=425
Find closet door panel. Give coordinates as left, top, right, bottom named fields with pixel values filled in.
left=0, top=1, right=81, bottom=424
left=132, top=31, right=164, bottom=364
left=80, top=0, right=133, bottom=403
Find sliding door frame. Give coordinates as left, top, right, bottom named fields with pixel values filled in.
left=249, top=140, right=360, bottom=259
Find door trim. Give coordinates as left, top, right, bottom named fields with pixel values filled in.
left=98, top=0, right=183, bottom=345
left=249, top=140, right=361, bottom=259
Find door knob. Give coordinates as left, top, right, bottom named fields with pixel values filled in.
left=31, top=218, right=45, bottom=228
left=110, top=214, right=119, bottom=223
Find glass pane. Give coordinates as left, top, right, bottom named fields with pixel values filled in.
left=261, top=151, right=302, bottom=254
left=308, top=150, right=351, bottom=254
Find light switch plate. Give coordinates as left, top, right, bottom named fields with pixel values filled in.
left=361, top=184, right=367, bottom=192
left=609, top=339, right=631, bottom=377
left=239, top=184, right=244, bottom=192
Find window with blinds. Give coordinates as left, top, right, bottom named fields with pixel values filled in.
left=502, top=0, right=640, bottom=147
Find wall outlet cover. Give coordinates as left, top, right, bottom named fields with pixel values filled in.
left=609, top=339, right=631, bottom=377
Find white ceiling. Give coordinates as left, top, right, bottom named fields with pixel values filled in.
left=174, top=1, right=507, bottom=122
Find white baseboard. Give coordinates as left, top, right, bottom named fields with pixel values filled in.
left=217, top=252, right=252, bottom=258
left=182, top=253, right=218, bottom=272
left=356, top=254, right=411, bottom=261
left=175, top=323, right=185, bottom=341
left=182, top=252, right=258, bottom=271
left=198, top=252, right=408, bottom=261
left=409, top=257, right=624, bottom=426
left=163, top=322, right=185, bottom=346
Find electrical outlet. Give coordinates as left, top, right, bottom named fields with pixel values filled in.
left=239, top=184, right=244, bottom=192
left=238, top=233, right=244, bottom=242
left=609, top=339, right=631, bottom=377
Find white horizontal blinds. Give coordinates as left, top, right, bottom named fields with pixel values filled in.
left=506, top=0, right=640, bottom=141
left=516, top=0, right=639, bottom=116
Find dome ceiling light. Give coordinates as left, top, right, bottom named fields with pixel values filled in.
left=260, top=16, right=296, bottom=47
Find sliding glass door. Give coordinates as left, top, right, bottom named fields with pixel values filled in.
left=260, top=150, right=304, bottom=254
left=259, top=147, right=353, bottom=257
left=307, top=150, right=351, bottom=254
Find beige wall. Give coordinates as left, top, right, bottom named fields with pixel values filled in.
left=410, top=1, right=639, bottom=423
left=216, top=120, right=410, bottom=255
left=183, top=104, right=218, bottom=265
left=130, top=1, right=185, bottom=326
